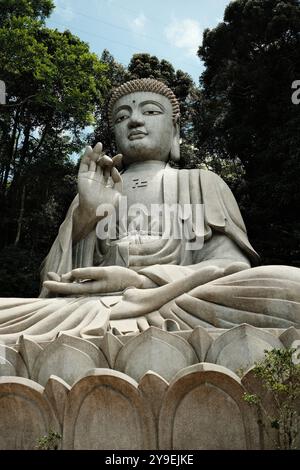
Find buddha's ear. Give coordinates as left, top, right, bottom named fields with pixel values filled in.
left=170, top=116, right=180, bottom=162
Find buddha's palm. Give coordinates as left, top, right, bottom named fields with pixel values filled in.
left=78, top=142, right=123, bottom=215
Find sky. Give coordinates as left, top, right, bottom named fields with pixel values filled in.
left=46, top=0, right=233, bottom=84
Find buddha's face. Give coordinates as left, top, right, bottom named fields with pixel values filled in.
left=112, top=91, right=177, bottom=165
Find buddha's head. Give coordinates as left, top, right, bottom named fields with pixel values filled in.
left=108, top=78, right=180, bottom=166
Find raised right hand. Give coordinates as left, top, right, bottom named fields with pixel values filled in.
left=78, top=142, right=123, bottom=218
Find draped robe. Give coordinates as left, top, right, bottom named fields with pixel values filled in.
left=0, top=166, right=299, bottom=345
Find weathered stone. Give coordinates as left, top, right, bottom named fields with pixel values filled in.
left=206, top=324, right=283, bottom=374
left=18, top=336, right=43, bottom=376
left=44, top=375, right=70, bottom=427
left=63, top=368, right=156, bottom=449
left=31, top=333, right=109, bottom=386
left=0, top=377, right=59, bottom=449
left=0, top=84, right=299, bottom=347
left=162, top=319, right=181, bottom=332
left=139, top=371, right=168, bottom=421
left=98, top=331, right=124, bottom=368
left=158, top=363, right=259, bottom=450
left=114, top=326, right=198, bottom=382
left=0, top=343, right=28, bottom=378
left=280, top=327, right=300, bottom=365
left=188, top=326, right=212, bottom=361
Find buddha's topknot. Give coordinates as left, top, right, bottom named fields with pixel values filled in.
left=108, top=78, right=180, bottom=127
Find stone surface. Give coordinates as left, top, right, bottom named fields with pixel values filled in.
left=0, top=81, right=300, bottom=346
left=0, top=335, right=297, bottom=450
left=139, top=371, right=168, bottom=421
left=98, top=331, right=123, bottom=368
left=44, top=375, right=70, bottom=427
left=19, top=336, right=43, bottom=374
left=158, top=363, right=259, bottom=450
left=0, top=377, right=59, bottom=449
left=63, top=368, right=156, bottom=450
left=0, top=79, right=300, bottom=450
left=280, top=326, right=300, bottom=356
left=188, top=326, right=212, bottom=361
left=206, top=324, right=284, bottom=374
left=31, top=333, right=109, bottom=386
left=0, top=343, right=28, bottom=378
left=114, top=327, right=198, bottom=382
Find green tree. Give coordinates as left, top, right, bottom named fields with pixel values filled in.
left=92, top=49, right=127, bottom=154
left=0, top=0, right=54, bottom=24
left=127, top=53, right=195, bottom=144
left=244, top=348, right=300, bottom=449
left=0, top=0, right=108, bottom=296
left=195, top=0, right=300, bottom=265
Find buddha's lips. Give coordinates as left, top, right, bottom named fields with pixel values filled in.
left=128, top=131, right=148, bottom=140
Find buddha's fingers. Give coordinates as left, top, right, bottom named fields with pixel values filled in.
left=112, top=154, right=123, bottom=170
left=111, top=166, right=122, bottom=183
left=98, top=154, right=114, bottom=169
left=111, top=267, right=226, bottom=319
left=68, top=267, right=106, bottom=281
left=43, top=280, right=105, bottom=295
left=79, top=146, right=93, bottom=173
left=60, top=271, right=73, bottom=282
left=47, top=272, right=61, bottom=282
left=93, top=142, right=103, bottom=155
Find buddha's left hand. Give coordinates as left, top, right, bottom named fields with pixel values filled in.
left=43, top=266, right=148, bottom=295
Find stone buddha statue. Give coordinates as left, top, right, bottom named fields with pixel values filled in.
left=0, top=78, right=300, bottom=344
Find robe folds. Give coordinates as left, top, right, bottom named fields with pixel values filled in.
left=0, top=168, right=299, bottom=345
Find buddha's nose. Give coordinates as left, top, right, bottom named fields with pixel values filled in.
left=128, top=112, right=144, bottom=128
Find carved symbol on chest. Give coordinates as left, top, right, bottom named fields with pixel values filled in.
left=132, top=178, right=148, bottom=189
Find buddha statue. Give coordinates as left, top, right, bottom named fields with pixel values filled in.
left=0, top=78, right=299, bottom=344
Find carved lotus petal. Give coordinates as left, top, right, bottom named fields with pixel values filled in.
left=206, top=323, right=283, bottom=374
left=188, top=326, right=213, bottom=361
left=0, top=377, right=59, bottom=449
left=159, top=363, right=259, bottom=450
left=280, top=327, right=300, bottom=363
left=98, top=331, right=124, bottom=368
left=63, top=369, right=156, bottom=450
left=0, top=343, right=28, bottom=378
left=139, top=371, right=168, bottom=420
left=31, top=334, right=109, bottom=386
left=114, top=326, right=198, bottom=382
left=44, top=375, right=71, bottom=427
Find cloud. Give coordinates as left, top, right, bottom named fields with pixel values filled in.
left=131, top=13, right=147, bottom=32
left=165, top=18, right=203, bottom=56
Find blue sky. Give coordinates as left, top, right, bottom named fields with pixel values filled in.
left=47, top=0, right=233, bottom=84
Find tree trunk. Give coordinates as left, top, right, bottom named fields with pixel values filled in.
left=14, top=184, right=26, bottom=246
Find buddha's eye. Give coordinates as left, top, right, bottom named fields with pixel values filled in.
left=115, top=113, right=129, bottom=124
left=143, top=110, right=161, bottom=115
left=142, top=104, right=163, bottom=116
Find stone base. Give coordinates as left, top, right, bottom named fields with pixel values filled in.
left=0, top=324, right=299, bottom=449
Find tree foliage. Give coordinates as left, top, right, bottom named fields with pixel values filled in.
left=0, top=0, right=54, bottom=25
left=244, top=348, right=300, bottom=449
left=0, top=0, right=108, bottom=296
left=126, top=53, right=198, bottom=168
left=196, top=0, right=300, bottom=265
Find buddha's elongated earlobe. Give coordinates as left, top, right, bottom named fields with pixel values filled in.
left=170, top=118, right=180, bottom=162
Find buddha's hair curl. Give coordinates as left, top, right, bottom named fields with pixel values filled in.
left=108, top=78, right=180, bottom=127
